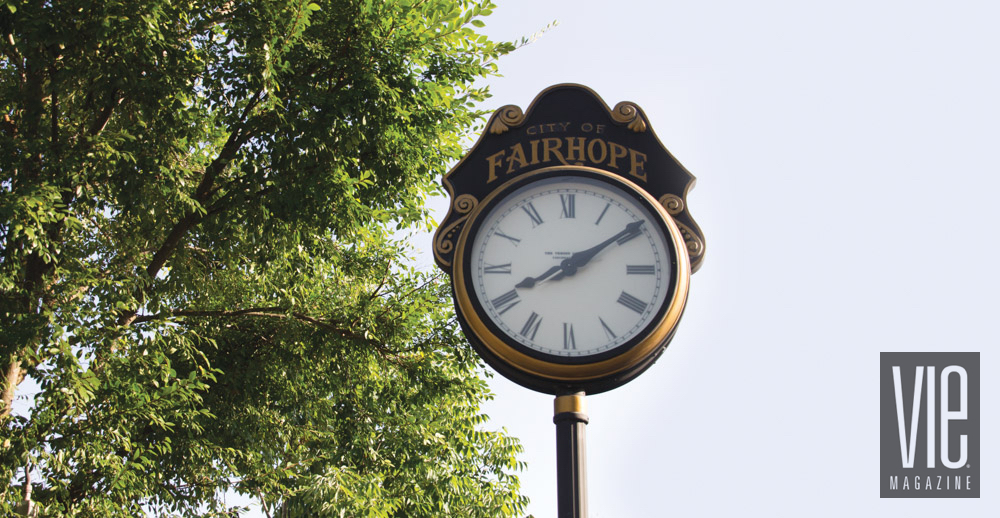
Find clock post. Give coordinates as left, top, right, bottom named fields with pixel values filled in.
left=554, top=393, right=588, bottom=518
left=433, top=84, right=704, bottom=518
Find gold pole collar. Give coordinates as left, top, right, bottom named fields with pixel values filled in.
left=554, top=392, right=587, bottom=415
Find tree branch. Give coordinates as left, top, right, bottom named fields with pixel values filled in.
left=1, top=358, right=26, bottom=421
left=88, top=93, right=122, bottom=137
left=132, top=306, right=285, bottom=324
left=50, top=65, right=59, bottom=154
left=117, top=113, right=263, bottom=326
left=132, top=307, right=368, bottom=341
left=257, top=489, right=273, bottom=518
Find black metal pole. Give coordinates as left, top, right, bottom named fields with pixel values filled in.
left=554, top=392, right=588, bottom=518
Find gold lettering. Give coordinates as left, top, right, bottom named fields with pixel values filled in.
left=628, top=149, right=648, bottom=181
left=565, top=137, right=586, bottom=163
left=487, top=150, right=506, bottom=183
left=505, top=143, right=529, bottom=174
left=609, top=142, right=628, bottom=169
left=587, top=138, right=608, bottom=164
left=543, top=138, right=568, bottom=165
left=487, top=136, right=648, bottom=183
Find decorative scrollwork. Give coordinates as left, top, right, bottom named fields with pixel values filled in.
left=489, top=105, right=526, bottom=135
left=675, top=221, right=704, bottom=260
left=454, top=194, right=477, bottom=213
left=611, top=101, right=647, bottom=133
left=434, top=195, right=480, bottom=266
left=659, top=194, right=685, bottom=215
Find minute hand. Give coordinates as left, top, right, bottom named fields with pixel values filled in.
left=561, top=220, right=645, bottom=273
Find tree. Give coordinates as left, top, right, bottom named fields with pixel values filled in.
left=0, top=0, right=529, bottom=515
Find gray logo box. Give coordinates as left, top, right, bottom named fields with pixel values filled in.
left=880, top=352, right=979, bottom=498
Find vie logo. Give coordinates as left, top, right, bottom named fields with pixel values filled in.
left=880, top=352, right=980, bottom=498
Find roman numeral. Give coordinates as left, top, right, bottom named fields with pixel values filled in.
left=490, top=290, right=520, bottom=315
left=563, top=323, right=576, bottom=349
left=520, top=312, right=542, bottom=340
left=617, top=291, right=648, bottom=314
left=626, top=264, right=655, bottom=275
left=595, top=203, right=610, bottom=225
left=599, top=317, right=616, bottom=340
left=522, top=202, right=543, bottom=227
left=494, top=230, right=521, bottom=246
left=560, top=194, right=576, bottom=218
left=483, top=263, right=512, bottom=274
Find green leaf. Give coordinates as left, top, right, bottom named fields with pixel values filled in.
left=1, top=0, right=526, bottom=516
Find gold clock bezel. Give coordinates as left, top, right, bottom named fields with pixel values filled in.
left=452, top=166, right=691, bottom=382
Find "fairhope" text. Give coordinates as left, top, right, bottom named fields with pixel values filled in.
left=486, top=137, right=649, bottom=183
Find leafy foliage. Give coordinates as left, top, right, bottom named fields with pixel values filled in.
left=0, top=0, right=528, bottom=516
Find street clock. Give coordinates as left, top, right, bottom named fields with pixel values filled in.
left=434, top=84, right=704, bottom=395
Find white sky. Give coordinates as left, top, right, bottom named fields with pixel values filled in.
left=414, top=1, right=998, bottom=516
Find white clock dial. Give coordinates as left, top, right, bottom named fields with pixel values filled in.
left=470, top=175, right=673, bottom=358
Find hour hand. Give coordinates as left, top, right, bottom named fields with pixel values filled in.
left=515, top=264, right=563, bottom=289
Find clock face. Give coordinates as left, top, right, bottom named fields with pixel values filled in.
left=467, top=174, right=674, bottom=361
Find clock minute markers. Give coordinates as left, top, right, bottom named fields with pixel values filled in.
left=471, top=176, right=675, bottom=364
